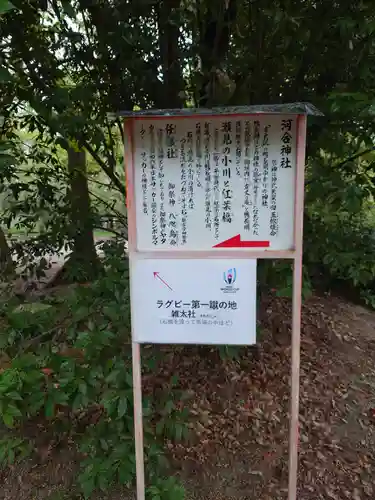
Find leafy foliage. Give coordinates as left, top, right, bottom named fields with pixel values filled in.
left=147, top=477, right=185, bottom=500
left=0, top=0, right=375, bottom=497
left=0, top=0, right=15, bottom=16
left=0, top=436, right=32, bottom=465
left=0, top=243, right=188, bottom=498
left=0, top=0, right=374, bottom=300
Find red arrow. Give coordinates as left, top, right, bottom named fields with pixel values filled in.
left=153, top=272, right=173, bottom=291
left=213, top=234, right=270, bottom=248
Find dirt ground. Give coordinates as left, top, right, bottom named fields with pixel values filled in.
left=1, top=293, right=375, bottom=500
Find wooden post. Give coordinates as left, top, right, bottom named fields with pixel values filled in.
left=125, top=119, right=146, bottom=500
left=288, top=115, right=307, bottom=500
left=132, top=342, right=145, bottom=500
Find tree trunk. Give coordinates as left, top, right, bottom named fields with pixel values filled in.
left=62, top=146, right=101, bottom=283
left=157, top=0, right=184, bottom=108
left=0, top=123, right=15, bottom=279
left=0, top=226, right=14, bottom=278
left=199, top=0, right=237, bottom=106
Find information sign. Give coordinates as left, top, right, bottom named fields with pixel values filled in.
left=122, top=103, right=322, bottom=500
left=131, top=115, right=297, bottom=251
left=131, top=258, right=256, bottom=345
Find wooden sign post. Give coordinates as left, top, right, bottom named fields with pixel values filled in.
left=123, top=103, right=322, bottom=500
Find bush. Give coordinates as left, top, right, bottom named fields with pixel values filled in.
left=304, top=209, right=375, bottom=304
left=0, top=240, right=187, bottom=499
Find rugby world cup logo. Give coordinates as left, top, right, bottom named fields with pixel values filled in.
left=223, top=268, right=236, bottom=286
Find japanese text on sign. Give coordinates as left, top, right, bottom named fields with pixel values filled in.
left=131, top=258, right=257, bottom=345
left=131, top=115, right=297, bottom=251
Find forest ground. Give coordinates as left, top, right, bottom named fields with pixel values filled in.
left=1, top=289, right=375, bottom=500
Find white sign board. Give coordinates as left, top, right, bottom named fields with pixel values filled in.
left=131, top=258, right=257, bottom=345
left=132, top=114, right=297, bottom=252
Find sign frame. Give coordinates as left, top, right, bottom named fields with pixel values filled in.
left=129, top=113, right=298, bottom=253
left=130, top=257, right=257, bottom=345
left=122, top=103, right=322, bottom=500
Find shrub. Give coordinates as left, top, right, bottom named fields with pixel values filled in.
left=0, top=240, right=187, bottom=499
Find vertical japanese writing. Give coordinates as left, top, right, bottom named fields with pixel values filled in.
left=262, top=126, right=270, bottom=208
left=187, top=131, right=194, bottom=211
left=166, top=123, right=178, bottom=246
left=149, top=124, right=157, bottom=245
left=166, top=123, right=177, bottom=159
left=281, top=118, right=293, bottom=168
left=169, top=212, right=177, bottom=246
left=180, top=136, right=187, bottom=245
left=270, top=159, right=279, bottom=236
left=213, top=127, right=220, bottom=239
left=140, top=125, right=148, bottom=215
left=252, top=120, right=260, bottom=235
left=235, top=120, right=241, bottom=176
left=168, top=183, right=176, bottom=208
left=222, top=121, right=232, bottom=224
left=243, top=120, right=251, bottom=231
left=136, top=114, right=296, bottom=252
left=157, top=128, right=166, bottom=244
left=204, top=122, right=212, bottom=229
left=195, top=122, right=202, bottom=188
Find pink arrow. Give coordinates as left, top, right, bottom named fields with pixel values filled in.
left=213, top=234, right=270, bottom=248
left=153, top=272, right=173, bottom=291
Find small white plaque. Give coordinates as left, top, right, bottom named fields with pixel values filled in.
left=130, top=258, right=257, bottom=345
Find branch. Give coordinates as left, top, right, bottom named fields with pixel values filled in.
left=82, top=140, right=124, bottom=194
left=334, top=147, right=375, bottom=169
left=94, top=225, right=127, bottom=239
left=105, top=120, right=118, bottom=171
left=305, top=146, right=375, bottom=187
left=88, top=176, right=113, bottom=189
left=88, top=189, right=128, bottom=226
left=5, top=48, right=124, bottom=195
left=116, top=118, right=124, bottom=144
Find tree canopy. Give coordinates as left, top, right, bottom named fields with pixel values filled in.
left=0, top=1, right=375, bottom=498
left=0, top=0, right=374, bottom=286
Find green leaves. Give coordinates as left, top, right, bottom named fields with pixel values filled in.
left=147, top=477, right=186, bottom=500
left=0, top=242, right=188, bottom=498
left=78, top=437, right=135, bottom=498
left=0, top=437, right=32, bottom=465
left=153, top=377, right=190, bottom=443
left=3, top=412, right=14, bottom=428
left=0, top=0, right=15, bottom=15
left=117, top=393, right=128, bottom=418
left=0, top=67, right=13, bottom=82
left=1, top=400, right=22, bottom=428
left=0, top=140, right=16, bottom=178
left=0, top=369, right=22, bottom=427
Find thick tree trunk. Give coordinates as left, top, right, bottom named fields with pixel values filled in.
left=67, top=147, right=100, bottom=281
left=0, top=123, right=15, bottom=279
left=0, top=225, right=14, bottom=278
left=199, top=0, right=237, bottom=106
left=157, top=0, right=184, bottom=108
left=50, top=146, right=101, bottom=285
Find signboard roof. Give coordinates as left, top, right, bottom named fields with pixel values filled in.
left=117, top=102, right=323, bottom=118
